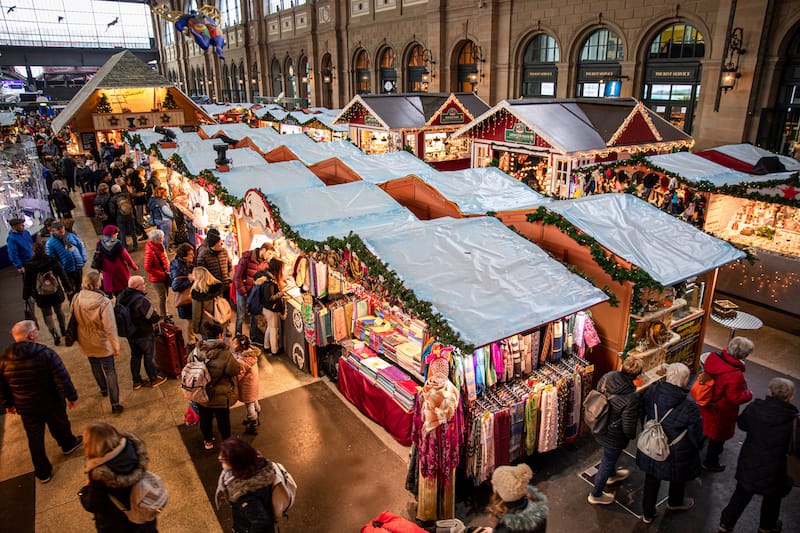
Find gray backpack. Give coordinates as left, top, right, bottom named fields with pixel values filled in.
left=583, top=389, right=615, bottom=435
left=109, top=470, right=169, bottom=524
left=637, top=403, right=687, bottom=461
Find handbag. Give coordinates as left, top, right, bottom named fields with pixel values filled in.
left=173, top=285, right=192, bottom=307
left=64, top=308, right=79, bottom=347
left=789, top=417, right=800, bottom=488
left=91, top=246, right=103, bottom=271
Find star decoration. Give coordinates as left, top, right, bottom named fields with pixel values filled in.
left=781, top=185, right=799, bottom=199
left=108, top=116, right=120, bottom=126
left=138, top=116, right=149, bottom=126
left=161, top=114, right=171, bottom=124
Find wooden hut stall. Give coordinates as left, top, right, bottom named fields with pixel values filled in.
left=450, top=98, right=693, bottom=198
left=496, top=194, right=745, bottom=381
left=51, top=50, right=214, bottom=154
left=333, top=93, right=489, bottom=169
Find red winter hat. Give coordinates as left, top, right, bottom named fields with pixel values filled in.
left=103, top=225, right=119, bottom=236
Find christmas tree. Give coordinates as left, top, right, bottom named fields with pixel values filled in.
left=162, top=91, right=178, bottom=110
left=96, top=93, right=112, bottom=113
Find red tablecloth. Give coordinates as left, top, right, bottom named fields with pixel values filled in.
left=337, top=359, right=413, bottom=446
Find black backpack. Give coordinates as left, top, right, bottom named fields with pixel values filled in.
left=36, top=270, right=60, bottom=296
left=116, top=195, right=134, bottom=218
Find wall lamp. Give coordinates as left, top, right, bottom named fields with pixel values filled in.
left=715, top=27, right=745, bottom=110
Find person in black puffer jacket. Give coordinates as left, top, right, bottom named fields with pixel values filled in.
left=636, top=363, right=703, bottom=523
left=588, top=357, right=642, bottom=505
left=0, top=320, right=82, bottom=482
left=215, top=437, right=276, bottom=533
left=719, top=378, right=798, bottom=533
left=79, top=422, right=158, bottom=533
left=23, top=242, right=73, bottom=345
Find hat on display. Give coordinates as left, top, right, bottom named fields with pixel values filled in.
left=206, top=232, right=221, bottom=247
left=8, top=217, right=24, bottom=227
left=51, top=220, right=65, bottom=229
left=425, top=342, right=453, bottom=381
left=491, top=464, right=533, bottom=502
left=103, top=225, right=119, bottom=236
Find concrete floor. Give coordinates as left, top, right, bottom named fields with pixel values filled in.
left=1, top=194, right=799, bottom=532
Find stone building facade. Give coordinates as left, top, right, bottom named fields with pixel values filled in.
left=154, top=0, right=800, bottom=152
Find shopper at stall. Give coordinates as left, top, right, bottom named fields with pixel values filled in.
left=170, top=243, right=195, bottom=339
left=0, top=320, right=83, bottom=483
left=147, top=187, right=174, bottom=248
left=231, top=334, right=261, bottom=435
left=93, top=183, right=112, bottom=225
left=23, top=242, right=72, bottom=345
left=214, top=437, right=276, bottom=531
left=233, top=243, right=272, bottom=336
left=42, top=137, right=60, bottom=158
left=7, top=216, right=33, bottom=274
left=79, top=422, right=161, bottom=533
left=191, top=266, right=228, bottom=340
left=109, top=184, right=138, bottom=252
left=636, top=363, right=704, bottom=523
left=195, top=322, right=240, bottom=450
left=124, top=168, right=149, bottom=242
left=59, top=152, right=76, bottom=193
left=254, top=257, right=284, bottom=356
left=46, top=220, right=86, bottom=296
left=50, top=180, right=75, bottom=220
left=117, top=276, right=167, bottom=390
left=719, top=377, right=797, bottom=533
left=588, top=357, right=643, bottom=505
left=196, top=229, right=232, bottom=299
left=72, top=271, right=123, bottom=414
left=486, top=464, right=548, bottom=533
left=193, top=228, right=219, bottom=266
left=74, top=157, right=93, bottom=193
left=143, top=229, right=170, bottom=318
left=95, top=225, right=138, bottom=297
left=700, top=337, right=754, bottom=472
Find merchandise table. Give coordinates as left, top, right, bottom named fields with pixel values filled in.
left=709, top=311, right=763, bottom=340
left=337, top=358, right=413, bottom=446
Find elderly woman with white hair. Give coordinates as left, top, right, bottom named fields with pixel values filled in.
left=635, top=363, right=704, bottom=524
left=143, top=228, right=170, bottom=317
left=700, top=337, right=754, bottom=472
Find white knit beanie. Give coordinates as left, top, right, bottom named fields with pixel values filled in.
left=491, top=464, right=533, bottom=502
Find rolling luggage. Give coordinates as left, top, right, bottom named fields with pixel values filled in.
left=154, top=321, right=187, bottom=377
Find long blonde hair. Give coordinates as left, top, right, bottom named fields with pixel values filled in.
left=83, top=421, right=122, bottom=459
left=192, top=266, right=220, bottom=293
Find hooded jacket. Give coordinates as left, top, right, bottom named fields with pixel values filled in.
left=46, top=232, right=86, bottom=273
left=0, top=341, right=78, bottom=414
left=635, top=381, right=703, bottom=482
left=191, top=283, right=225, bottom=336
left=169, top=256, right=194, bottom=319
left=117, top=288, right=160, bottom=339
left=197, top=245, right=232, bottom=285
left=142, top=240, right=169, bottom=284
left=699, top=350, right=752, bottom=441
left=97, top=236, right=138, bottom=294
left=195, top=339, right=240, bottom=408
left=79, top=433, right=156, bottom=533
left=215, top=458, right=276, bottom=533
left=7, top=229, right=33, bottom=269
left=495, top=486, right=549, bottom=533
left=255, top=271, right=283, bottom=313
left=234, top=346, right=261, bottom=403
left=735, top=396, right=798, bottom=495
left=22, top=254, right=71, bottom=306
left=594, top=371, right=641, bottom=450
left=72, top=288, right=120, bottom=357
left=233, top=250, right=269, bottom=296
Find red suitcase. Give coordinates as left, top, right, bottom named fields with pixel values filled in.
left=154, top=322, right=187, bottom=377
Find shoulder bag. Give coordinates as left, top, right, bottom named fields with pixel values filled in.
left=90, top=244, right=103, bottom=271
left=173, top=276, right=192, bottom=307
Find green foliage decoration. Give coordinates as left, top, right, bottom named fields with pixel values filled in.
left=162, top=91, right=178, bottom=110
left=96, top=93, right=112, bottom=113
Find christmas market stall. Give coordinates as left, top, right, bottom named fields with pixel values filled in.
left=198, top=122, right=278, bottom=141
left=300, top=112, right=349, bottom=142
left=333, top=93, right=489, bottom=169
left=51, top=50, right=214, bottom=155
left=450, top=98, right=693, bottom=197
left=265, top=139, right=362, bottom=166
left=495, top=193, right=745, bottom=382
left=309, top=151, right=436, bottom=186
left=255, top=107, right=288, bottom=131
left=199, top=102, right=259, bottom=124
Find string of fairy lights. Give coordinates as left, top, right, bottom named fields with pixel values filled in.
left=724, top=261, right=800, bottom=306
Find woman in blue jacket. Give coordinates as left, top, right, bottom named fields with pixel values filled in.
left=170, top=242, right=195, bottom=339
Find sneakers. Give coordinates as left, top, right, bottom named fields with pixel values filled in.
left=39, top=474, right=53, bottom=484
left=111, top=405, right=124, bottom=414
left=642, top=515, right=655, bottom=524
left=666, top=497, right=694, bottom=511
left=133, top=381, right=146, bottom=390
left=203, top=439, right=215, bottom=450
left=149, top=376, right=168, bottom=388
left=607, top=468, right=630, bottom=484
left=62, top=435, right=84, bottom=455
left=702, top=462, right=726, bottom=472
left=587, top=491, right=615, bottom=505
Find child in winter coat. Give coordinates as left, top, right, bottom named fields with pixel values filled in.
left=231, top=334, right=261, bottom=435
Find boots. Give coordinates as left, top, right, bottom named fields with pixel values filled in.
left=244, top=418, right=259, bottom=435
left=51, top=329, right=61, bottom=346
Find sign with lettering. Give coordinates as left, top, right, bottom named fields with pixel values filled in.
left=504, top=123, right=536, bottom=144
left=525, top=69, right=556, bottom=81
left=578, top=64, right=622, bottom=82
left=364, top=115, right=382, bottom=127
left=646, top=65, right=700, bottom=82
left=439, top=108, right=465, bottom=125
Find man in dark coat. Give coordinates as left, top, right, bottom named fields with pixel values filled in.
left=719, top=378, right=797, bottom=533
left=116, top=276, right=167, bottom=390
left=0, top=320, right=83, bottom=482
left=588, top=357, right=643, bottom=505
left=636, top=363, right=704, bottom=523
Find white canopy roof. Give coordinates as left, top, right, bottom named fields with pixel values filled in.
left=337, top=152, right=436, bottom=184
left=216, top=160, right=324, bottom=198
left=711, top=143, right=800, bottom=171
left=428, top=167, right=550, bottom=214
left=546, top=194, right=745, bottom=285
left=359, top=217, right=609, bottom=347
left=286, top=140, right=362, bottom=165
left=645, top=152, right=779, bottom=186
left=180, top=147, right=266, bottom=175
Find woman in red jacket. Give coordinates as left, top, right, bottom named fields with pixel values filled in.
left=699, top=337, right=754, bottom=472
left=96, top=225, right=138, bottom=298
left=143, top=229, right=170, bottom=317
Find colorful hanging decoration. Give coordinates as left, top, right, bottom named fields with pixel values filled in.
left=152, top=5, right=226, bottom=60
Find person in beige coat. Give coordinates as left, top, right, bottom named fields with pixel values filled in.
left=71, top=271, right=123, bottom=414
left=231, top=334, right=261, bottom=435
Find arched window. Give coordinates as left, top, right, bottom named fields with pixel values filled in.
left=251, top=61, right=260, bottom=99
left=521, top=34, right=559, bottom=97
left=218, top=0, right=241, bottom=28
left=163, top=21, right=174, bottom=46
left=285, top=58, right=296, bottom=98
left=298, top=56, right=309, bottom=100
left=232, top=64, right=241, bottom=101
left=455, top=41, right=480, bottom=93
left=379, top=48, right=397, bottom=94
left=271, top=59, right=283, bottom=96
left=406, top=44, right=429, bottom=92
left=643, top=23, right=704, bottom=133
left=321, top=53, right=333, bottom=108
left=354, top=49, right=370, bottom=95
left=759, top=30, right=800, bottom=153
left=576, top=29, right=624, bottom=97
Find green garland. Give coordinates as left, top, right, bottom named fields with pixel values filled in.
left=121, top=130, right=475, bottom=353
